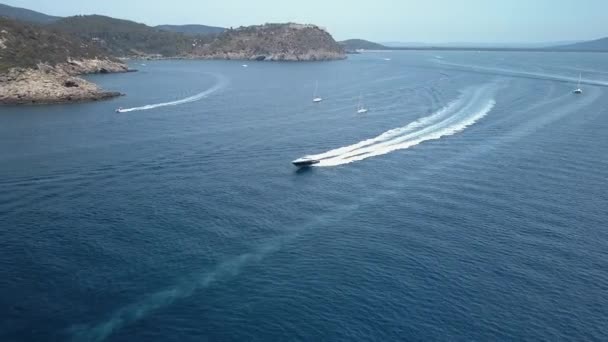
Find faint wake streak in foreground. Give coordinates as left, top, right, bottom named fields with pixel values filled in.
left=68, top=203, right=360, bottom=342
left=118, top=74, right=228, bottom=112
left=303, top=83, right=498, bottom=167
left=69, top=236, right=285, bottom=342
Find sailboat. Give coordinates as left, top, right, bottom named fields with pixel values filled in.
left=313, top=81, right=323, bottom=103
left=573, top=73, right=583, bottom=94
left=357, top=93, right=368, bottom=114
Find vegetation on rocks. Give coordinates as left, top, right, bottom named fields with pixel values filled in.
left=47, top=15, right=209, bottom=57
left=0, top=17, right=127, bottom=105
left=191, top=23, right=346, bottom=61
left=339, top=39, right=388, bottom=51
left=0, top=17, right=113, bottom=73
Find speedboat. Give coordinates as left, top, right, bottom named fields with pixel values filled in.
left=312, top=81, right=323, bottom=103
left=292, top=157, right=320, bottom=167
left=115, top=107, right=123, bottom=113
left=573, top=73, right=583, bottom=94
left=356, top=93, right=368, bottom=113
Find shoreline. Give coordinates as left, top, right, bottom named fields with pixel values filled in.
left=121, top=52, right=347, bottom=62
left=0, top=59, right=132, bottom=106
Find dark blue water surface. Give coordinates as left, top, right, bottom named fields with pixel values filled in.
left=1, top=52, right=608, bottom=342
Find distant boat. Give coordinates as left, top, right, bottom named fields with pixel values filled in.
left=292, top=157, right=320, bottom=167
left=573, top=73, right=583, bottom=94
left=313, top=81, right=323, bottom=103
left=115, top=107, right=124, bottom=113
left=356, top=93, right=368, bottom=114
left=242, top=64, right=248, bottom=68
left=383, top=58, right=391, bottom=61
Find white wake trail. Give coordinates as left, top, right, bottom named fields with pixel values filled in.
left=436, top=60, right=608, bottom=87
left=118, top=74, right=228, bottom=112
left=309, top=98, right=464, bottom=160
left=305, top=83, right=497, bottom=167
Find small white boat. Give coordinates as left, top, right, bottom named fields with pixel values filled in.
left=242, top=64, right=248, bottom=68
left=313, top=81, right=323, bottom=103
left=115, top=107, right=124, bottom=113
left=356, top=94, right=368, bottom=114
left=383, top=58, right=391, bottom=61
left=573, top=73, right=583, bottom=94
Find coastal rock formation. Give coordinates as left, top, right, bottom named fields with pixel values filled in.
left=0, top=17, right=128, bottom=105
left=189, top=23, right=346, bottom=61
left=59, top=58, right=129, bottom=75
left=0, top=65, right=122, bottom=105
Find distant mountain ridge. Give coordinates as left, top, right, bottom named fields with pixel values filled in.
left=0, top=3, right=60, bottom=24
left=554, top=37, right=608, bottom=51
left=382, top=41, right=585, bottom=48
left=155, top=24, right=225, bottom=36
left=339, top=39, right=387, bottom=51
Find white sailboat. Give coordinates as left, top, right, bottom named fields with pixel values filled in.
left=573, top=73, right=583, bottom=94
left=357, top=93, right=368, bottom=114
left=313, top=81, right=323, bottom=103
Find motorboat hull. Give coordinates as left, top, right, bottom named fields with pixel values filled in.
left=292, top=159, right=320, bottom=167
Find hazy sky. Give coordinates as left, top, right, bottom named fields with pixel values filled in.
left=3, top=0, right=606, bottom=43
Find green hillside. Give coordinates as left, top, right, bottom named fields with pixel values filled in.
left=0, top=17, right=109, bottom=73
left=340, top=39, right=387, bottom=50
left=48, top=15, right=207, bottom=57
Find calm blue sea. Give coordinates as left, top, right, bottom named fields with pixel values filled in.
left=1, top=51, right=608, bottom=342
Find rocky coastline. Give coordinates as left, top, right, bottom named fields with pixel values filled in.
left=0, top=59, right=130, bottom=105
left=187, top=23, right=346, bottom=62
left=183, top=50, right=346, bottom=61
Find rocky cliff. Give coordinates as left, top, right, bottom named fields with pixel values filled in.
left=0, top=17, right=129, bottom=105
left=189, top=23, right=346, bottom=61
left=0, top=64, right=122, bottom=105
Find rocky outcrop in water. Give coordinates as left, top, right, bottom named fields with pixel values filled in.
left=0, top=59, right=128, bottom=105
left=0, top=16, right=130, bottom=105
